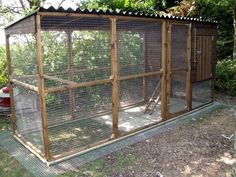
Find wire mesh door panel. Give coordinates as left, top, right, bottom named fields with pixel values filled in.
left=168, top=24, right=190, bottom=115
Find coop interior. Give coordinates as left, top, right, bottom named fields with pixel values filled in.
left=8, top=15, right=213, bottom=160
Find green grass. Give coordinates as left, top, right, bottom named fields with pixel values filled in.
left=0, top=115, right=10, bottom=131
left=57, top=152, right=138, bottom=177
left=0, top=116, right=33, bottom=177
left=0, top=145, right=33, bottom=177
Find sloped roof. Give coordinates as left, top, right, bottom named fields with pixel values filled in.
left=5, top=6, right=217, bottom=29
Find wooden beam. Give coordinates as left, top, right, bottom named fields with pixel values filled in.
left=44, top=75, right=77, bottom=85
left=5, top=34, right=17, bottom=132
left=45, top=78, right=112, bottom=93
left=119, top=71, right=162, bottom=81
left=66, top=31, right=76, bottom=120
left=110, top=17, right=119, bottom=138
left=11, top=79, right=39, bottom=92
left=161, top=21, right=168, bottom=120
left=35, top=14, right=51, bottom=161
left=186, top=23, right=192, bottom=111
left=143, top=32, right=148, bottom=102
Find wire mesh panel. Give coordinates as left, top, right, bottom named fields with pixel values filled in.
left=192, top=80, right=212, bottom=108
left=117, top=20, right=162, bottom=76
left=9, top=34, right=38, bottom=86
left=13, top=85, right=44, bottom=153
left=41, top=17, right=111, bottom=88
left=117, top=20, right=162, bottom=134
left=169, top=71, right=187, bottom=113
left=46, top=83, right=112, bottom=156
left=171, top=25, right=188, bottom=69
left=168, top=24, right=189, bottom=114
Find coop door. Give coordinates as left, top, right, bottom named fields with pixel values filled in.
left=168, top=24, right=190, bottom=115
left=192, top=29, right=214, bottom=82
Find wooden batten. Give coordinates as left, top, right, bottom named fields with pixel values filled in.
left=186, top=23, right=192, bottom=110
left=11, top=79, right=39, bottom=92
left=161, top=21, right=168, bottom=120
left=110, top=17, right=119, bottom=138
left=45, top=78, right=112, bottom=93
left=35, top=14, right=51, bottom=161
left=119, top=71, right=162, bottom=81
left=5, top=34, right=17, bottom=132
left=66, top=31, right=76, bottom=119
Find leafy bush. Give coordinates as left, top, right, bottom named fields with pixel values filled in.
left=215, top=58, right=236, bottom=96
left=0, top=46, right=8, bottom=88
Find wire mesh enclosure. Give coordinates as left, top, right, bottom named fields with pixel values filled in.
left=5, top=7, right=217, bottom=164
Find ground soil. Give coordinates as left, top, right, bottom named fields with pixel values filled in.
left=64, top=93, right=236, bottom=177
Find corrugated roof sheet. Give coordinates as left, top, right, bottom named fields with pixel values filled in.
left=5, top=6, right=217, bottom=30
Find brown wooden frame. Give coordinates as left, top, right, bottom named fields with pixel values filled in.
left=5, top=11, right=217, bottom=164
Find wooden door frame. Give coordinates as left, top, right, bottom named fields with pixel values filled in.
left=166, top=22, right=192, bottom=118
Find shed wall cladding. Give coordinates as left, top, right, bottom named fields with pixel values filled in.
left=5, top=9, right=217, bottom=164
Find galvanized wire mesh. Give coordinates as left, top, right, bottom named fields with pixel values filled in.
left=9, top=34, right=38, bottom=86
left=192, top=80, right=212, bottom=108
left=13, top=84, right=44, bottom=153
left=46, top=84, right=112, bottom=156
left=171, top=25, right=188, bottom=69
left=169, top=71, right=187, bottom=113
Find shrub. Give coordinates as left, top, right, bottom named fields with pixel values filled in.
left=0, top=46, right=8, bottom=88
left=215, top=58, right=236, bottom=96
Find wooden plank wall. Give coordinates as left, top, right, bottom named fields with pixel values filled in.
left=5, top=15, right=35, bottom=35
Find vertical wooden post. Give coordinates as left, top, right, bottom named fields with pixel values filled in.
left=143, top=32, right=148, bottom=102
left=66, top=31, right=76, bottom=119
left=186, top=23, right=192, bottom=110
left=35, top=15, right=51, bottom=161
left=5, top=34, right=17, bottom=132
left=161, top=21, right=168, bottom=120
left=110, top=17, right=119, bottom=138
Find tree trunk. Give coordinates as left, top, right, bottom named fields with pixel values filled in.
left=233, top=1, right=236, bottom=59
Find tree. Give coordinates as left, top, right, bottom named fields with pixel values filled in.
left=80, top=0, right=181, bottom=13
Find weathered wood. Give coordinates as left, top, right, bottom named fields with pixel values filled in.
left=35, top=15, right=51, bottom=161
left=11, top=79, right=39, bottom=92
left=161, top=21, right=168, bottom=120
left=46, top=78, right=112, bottom=93
left=66, top=31, right=76, bottom=120
left=186, top=23, right=192, bottom=110
left=110, top=17, right=119, bottom=138
left=5, top=15, right=35, bottom=35
left=166, top=22, right=171, bottom=118
left=44, top=75, right=78, bottom=85
left=5, top=34, right=17, bottom=132
left=143, top=32, right=148, bottom=102
left=119, top=71, right=162, bottom=81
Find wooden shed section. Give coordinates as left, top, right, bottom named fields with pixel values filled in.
left=5, top=7, right=217, bottom=164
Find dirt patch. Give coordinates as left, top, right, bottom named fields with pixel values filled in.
left=60, top=93, right=236, bottom=177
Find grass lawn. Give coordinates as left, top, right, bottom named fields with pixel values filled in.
left=0, top=115, right=33, bottom=177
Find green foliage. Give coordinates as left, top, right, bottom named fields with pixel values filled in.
left=80, top=0, right=181, bottom=13
left=194, top=0, right=235, bottom=59
left=215, top=58, right=236, bottom=96
left=0, top=46, right=8, bottom=88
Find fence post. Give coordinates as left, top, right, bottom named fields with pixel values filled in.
left=35, top=14, right=51, bottom=161
left=110, top=17, right=119, bottom=138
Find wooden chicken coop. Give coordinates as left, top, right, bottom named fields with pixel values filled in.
left=5, top=7, right=217, bottom=165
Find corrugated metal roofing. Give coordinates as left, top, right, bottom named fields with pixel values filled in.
left=5, top=6, right=217, bottom=30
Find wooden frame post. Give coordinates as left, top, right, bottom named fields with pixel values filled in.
left=66, top=30, right=76, bottom=119
left=35, top=14, right=51, bottom=161
left=186, top=23, right=192, bottom=110
left=161, top=21, right=168, bottom=120
left=143, top=32, right=148, bottom=102
left=110, top=17, right=119, bottom=138
left=5, top=34, right=17, bottom=132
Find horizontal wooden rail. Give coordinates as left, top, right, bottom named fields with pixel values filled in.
left=44, top=74, right=78, bottom=85
left=119, top=70, right=162, bottom=81
left=46, top=78, right=112, bottom=93
left=11, top=79, right=39, bottom=92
